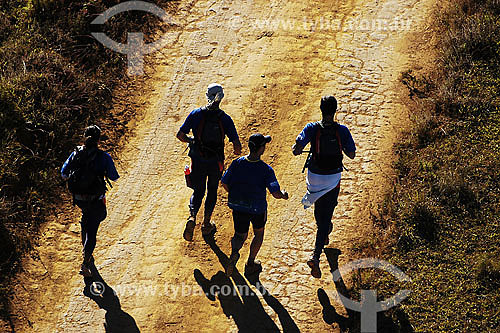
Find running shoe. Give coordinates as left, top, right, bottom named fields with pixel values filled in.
left=244, top=260, right=263, bottom=276
left=201, top=221, right=217, bottom=236
left=183, top=217, right=196, bottom=241
left=307, top=259, right=321, bottom=278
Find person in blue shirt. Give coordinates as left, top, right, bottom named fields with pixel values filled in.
left=292, top=96, right=356, bottom=278
left=176, top=83, right=242, bottom=241
left=222, top=134, right=289, bottom=276
left=61, top=125, right=119, bottom=277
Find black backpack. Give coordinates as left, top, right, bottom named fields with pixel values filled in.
left=310, top=121, right=343, bottom=173
left=196, top=108, right=225, bottom=159
left=67, top=147, right=106, bottom=196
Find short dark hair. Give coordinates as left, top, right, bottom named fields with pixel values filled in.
left=84, top=125, right=101, bottom=147
left=320, top=95, right=337, bottom=116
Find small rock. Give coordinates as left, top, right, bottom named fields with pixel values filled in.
left=68, top=223, right=80, bottom=234
left=263, top=84, right=267, bottom=88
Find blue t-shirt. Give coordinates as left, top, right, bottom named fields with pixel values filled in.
left=296, top=122, right=356, bottom=153
left=179, top=107, right=239, bottom=142
left=221, top=157, right=281, bottom=214
left=61, top=148, right=119, bottom=181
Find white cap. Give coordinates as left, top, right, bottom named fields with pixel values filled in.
left=206, top=83, right=224, bottom=102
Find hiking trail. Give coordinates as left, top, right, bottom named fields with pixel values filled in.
left=11, top=0, right=433, bottom=331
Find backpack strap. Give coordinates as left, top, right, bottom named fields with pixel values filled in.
left=218, top=115, right=224, bottom=140
left=334, top=122, right=342, bottom=152
left=314, top=122, right=321, bottom=160
left=195, top=107, right=207, bottom=143
left=214, top=109, right=225, bottom=141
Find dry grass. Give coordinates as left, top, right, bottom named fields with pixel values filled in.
left=0, top=0, right=177, bottom=327
left=357, top=0, right=500, bottom=331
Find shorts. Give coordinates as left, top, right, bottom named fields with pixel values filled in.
left=232, top=210, right=267, bottom=234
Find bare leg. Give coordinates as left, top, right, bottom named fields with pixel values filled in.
left=231, top=232, right=248, bottom=254
left=248, top=227, right=264, bottom=264
left=226, top=232, right=247, bottom=276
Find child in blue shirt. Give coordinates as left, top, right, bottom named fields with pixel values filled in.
left=222, top=134, right=288, bottom=276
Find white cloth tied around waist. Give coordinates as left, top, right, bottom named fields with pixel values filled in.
left=301, top=170, right=341, bottom=209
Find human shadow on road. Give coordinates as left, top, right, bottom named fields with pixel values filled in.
left=194, top=235, right=299, bottom=332
left=83, top=266, right=140, bottom=333
left=321, top=248, right=414, bottom=333
left=319, top=248, right=352, bottom=332
left=246, top=272, right=300, bottom=332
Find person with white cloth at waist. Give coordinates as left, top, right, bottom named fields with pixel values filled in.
left=292, top=95, right=356, bottom=278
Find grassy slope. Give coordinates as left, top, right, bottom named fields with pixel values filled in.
left=359, top=0, right=500, bottom=331
left=0, top=0, right=176, bottom=327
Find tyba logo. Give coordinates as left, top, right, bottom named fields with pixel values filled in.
left=91, top=1, right=174, bottom=75
left=332, top=258, right=411, bottom=333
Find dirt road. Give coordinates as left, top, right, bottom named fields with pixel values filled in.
left=12, top=0, right=433, bottom=331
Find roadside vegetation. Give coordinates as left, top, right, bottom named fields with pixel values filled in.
left=0, top=0, right=175, bottom=328
left=356, top=0, right=500, bottom=331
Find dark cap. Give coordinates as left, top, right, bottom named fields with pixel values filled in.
left=248, top=133, right=271, bottom=150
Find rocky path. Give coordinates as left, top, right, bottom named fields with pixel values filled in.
left=11, top=0, right=433, bottom=331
